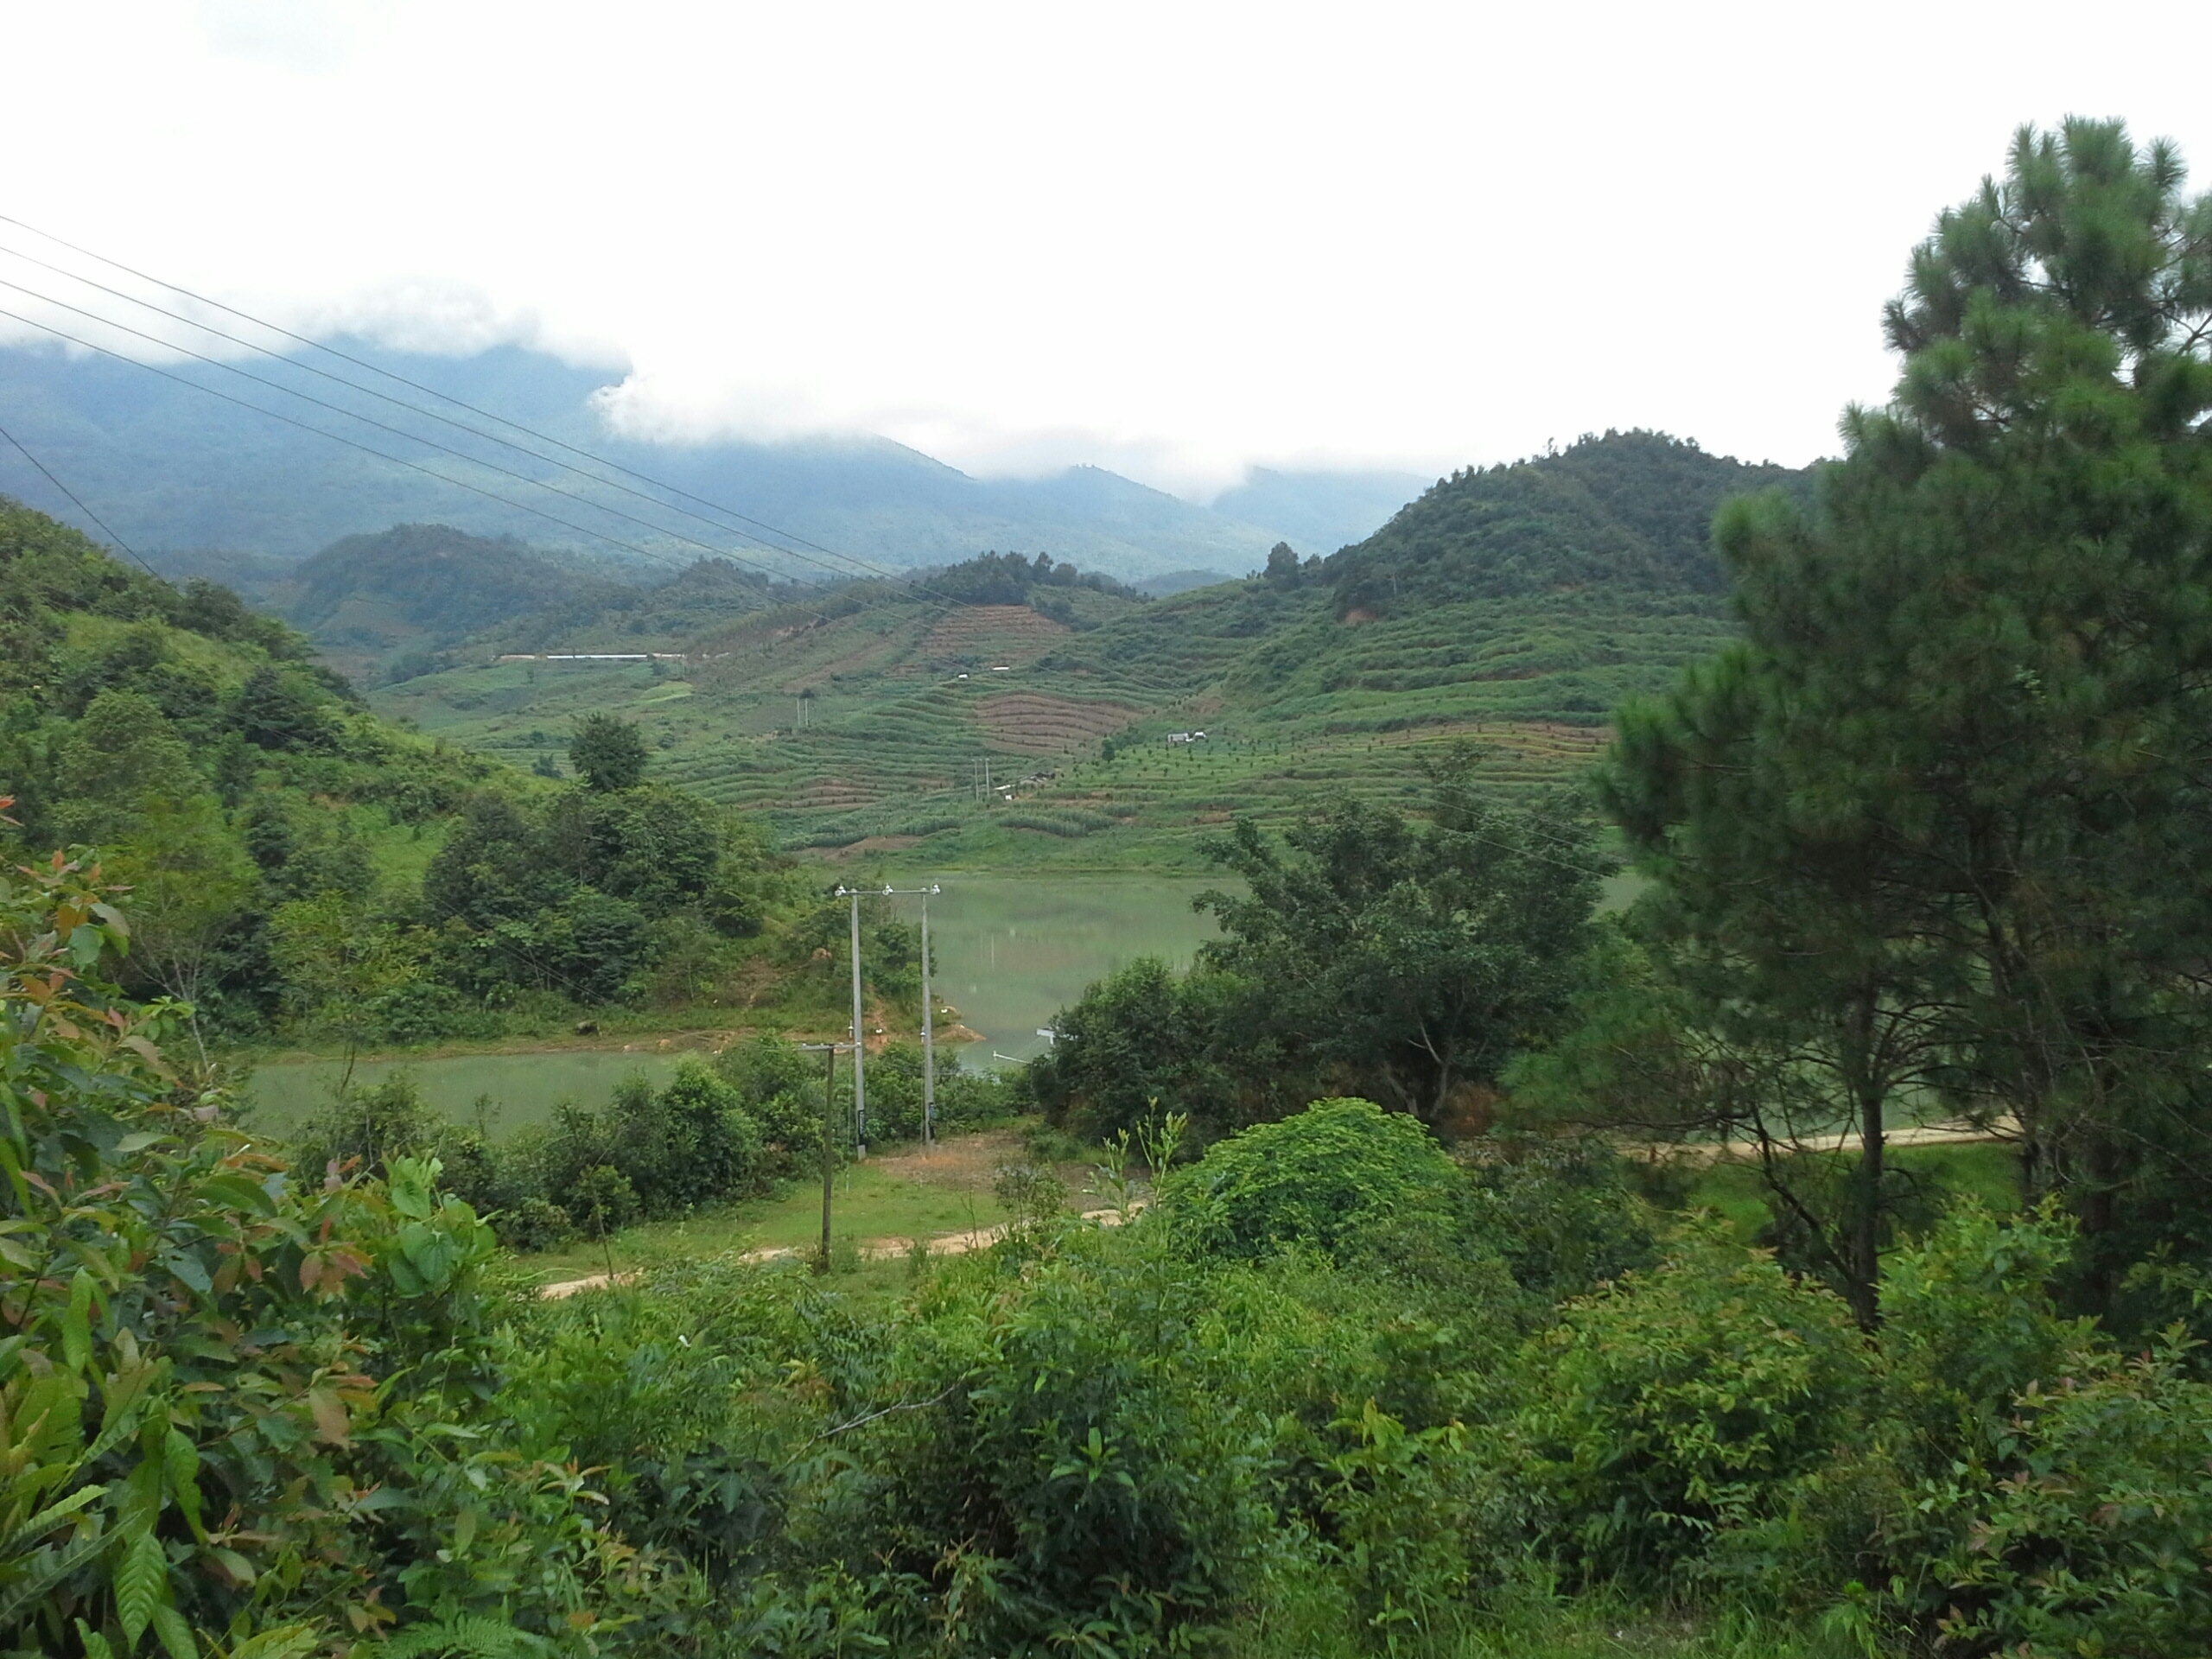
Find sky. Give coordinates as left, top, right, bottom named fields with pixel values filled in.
left=3, top=0, right=2209, bottom=500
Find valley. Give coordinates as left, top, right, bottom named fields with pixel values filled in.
left=364, top=430, right=1771, bottom=868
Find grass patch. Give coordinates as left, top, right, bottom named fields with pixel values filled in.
left=1685, top=1141, right=2021, bottom=1245
left=515, top=1128, right=1094, bottom=1282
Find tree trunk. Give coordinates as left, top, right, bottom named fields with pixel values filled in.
left=1840, top=986, right=1884, bottom=1331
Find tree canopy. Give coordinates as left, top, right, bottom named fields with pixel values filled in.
left=1574, top=118, right=2212, bottom=1329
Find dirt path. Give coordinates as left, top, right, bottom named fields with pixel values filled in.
left=537, top=1119, right=2018, bottom=1300
left=1646, top=1116, right=2018, bottom=1166
left=537, top=1200, right=1143, bottom=1299
left=537, top=1130, right=1132, bottom=1300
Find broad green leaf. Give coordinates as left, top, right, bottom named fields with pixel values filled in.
left=225, top=1627, right=320, bottom=1659
left=151, top=1601, right=196, bottom=1659
left=163, top=1429, right=204, bottom=1541
left=62, top=1268, right=95, bottom=1376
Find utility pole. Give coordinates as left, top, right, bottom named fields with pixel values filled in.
left=833, top=885, right=868, bottom=1154
left=882, top=884, right=943, bottom=1145
left=798, top=1041, right=853, bottom=1267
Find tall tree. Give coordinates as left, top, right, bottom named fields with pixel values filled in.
left=569, top=713, right=648, bottom=792
left=1590, top=119, right=2212, bottom=1324
left=1199, top=758, right=1602, bottom=1127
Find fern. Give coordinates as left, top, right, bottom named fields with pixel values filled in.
left=0, top=1525, right=109, bottom=1633
left=0, top=1481, right=105, bottom=1562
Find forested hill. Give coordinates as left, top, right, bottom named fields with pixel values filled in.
left=0, top=495, right=831, bottom=1047
left=157, top=522, right=786, bottom=683
left=289, top=524, right=622, bottom=639
left=1325, top=430, right=1814, bottom=614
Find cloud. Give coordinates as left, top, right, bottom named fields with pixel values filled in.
left=10, top=1, right=2212, bottom=499
left=194, top=0, right=396, bottom=73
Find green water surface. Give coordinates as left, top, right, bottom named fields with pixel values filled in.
left=246, top=873, right=1222, bottom=1135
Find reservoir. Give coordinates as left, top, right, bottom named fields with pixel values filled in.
left=245, top=872, right=1222, bottom=1136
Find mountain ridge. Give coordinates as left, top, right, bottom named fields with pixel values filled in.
left=0, top=340, right=1417, bottom=581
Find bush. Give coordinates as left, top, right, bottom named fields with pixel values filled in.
left=1523, top=1237, right=1870, bottom=1584
left=0, top=853, right=653, bottom=1654
left=1808, top=1205, right=2212, bottom=1652
left=1916, top=1336, right=2212, bottom=1655
left=289, top=1071, right=441, bottom=1180
left=1466, top=1135, right=1659, bottom=1304
left=1166, top=1097, right=1467, bottom=1262
left=605, top=1059, right=767, bottom=1215
left=503, top=1195, right=575, bottom=1252
left=1029, top=956, right=1246, bottom=1140
left=828, top=1230, right=1297, bottom=1654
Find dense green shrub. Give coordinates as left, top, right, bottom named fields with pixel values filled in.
left=1465, top=1137, right=1659, bottom=1304
left=1166, top=1097, right=1467, bottom=1262
left=1028, top=955, right=1253, bottom=1139
left=1800, top=1206, right=2212, bottom=1653
left=0, top=852, right=669, bottom=1656
left=601, top=1060, right=768, bottom=1216
left=823, top=1229, right=1296, bottom=1654
left=1915, top=1337, right=2212, bottom=1655
left=1522, top=1239, right=1870, bottom=1584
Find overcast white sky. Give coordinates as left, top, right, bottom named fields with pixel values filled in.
left=3, top=0, right=2209, bottom=499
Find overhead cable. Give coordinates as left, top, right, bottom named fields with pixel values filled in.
left=0, top=240, right=894, bottom=584
left=0, top=213, right=907, bottom=581
left=0, top=416, right=161, bottom=577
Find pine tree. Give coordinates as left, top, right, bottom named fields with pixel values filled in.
left=1596, top=119, right=2212, bottom=1325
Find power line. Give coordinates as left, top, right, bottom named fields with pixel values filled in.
left=0, top=304, right=716, bottom=577
left=0, top=243, right=895, bottom=586
left=0, top=213, right=911, bottom=584
left=0, top=275, right=861, bottom=583
left=0, top=416, right=162, bottom=578
left=0, top=306, right=974, bottom=658
left=0, top=216, right=1150, bottom=671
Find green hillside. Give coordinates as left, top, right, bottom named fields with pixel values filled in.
left=372, top=431, right=1802, bottom=868
left=155, top=522, right=788, bottom=684
left=0, top=496, right=874, bottom=1052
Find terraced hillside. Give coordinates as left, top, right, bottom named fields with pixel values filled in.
left=369, top=432, right=1801, bottom=868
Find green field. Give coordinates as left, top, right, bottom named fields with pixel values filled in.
left=373, top=584, right=1728, bottom=870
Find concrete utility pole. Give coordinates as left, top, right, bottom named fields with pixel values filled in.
left=834, top=885, right=869, bottom=1155
left=882, top=884, right=943, bottom=1145
left=798, top=1041, right=854, bottom=1266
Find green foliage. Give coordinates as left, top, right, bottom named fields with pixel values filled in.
left=1465, top=1138, right=1659, bottom=1306
left=568, top=714, right=648, bottom=793
left=0, top=851, right=664, bottom=1657
left=1580, top=118, right=2212, bottom=1341
left=2, top=499, right=804, bottom=1044
left=1198, top=770, right=1602, bottom=1125
left=1033, top=772, right=1604, bottom=1141
left=925, top=548, right=1142, bottom=608
left=1911, top=1337, right=2212, bottom=1655
left=1027, top=955, right=1245, bottom=1139
left=1167, top=1098, right=1465, bottom=1262
left=232, top=665, right=333, bottom=753
left=1329, top=431, right=1807, bottom=617
left=1522, top=1240, right=1871, bottom=1585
